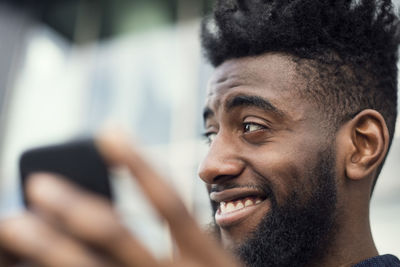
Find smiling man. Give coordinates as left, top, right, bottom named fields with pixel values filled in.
left=198, top=0, right=400, bottom=266
left=0, top=0, right=400, bottom=267
left=199, top=54, right=339, bottom=266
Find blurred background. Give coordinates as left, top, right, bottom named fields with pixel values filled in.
left=0, top=0, right=398, bottom=259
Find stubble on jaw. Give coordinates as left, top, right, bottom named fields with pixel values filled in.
left=207, top=146, right=338, bottom=267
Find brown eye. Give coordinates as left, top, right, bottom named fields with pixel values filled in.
left=244, top=123, right=265, bottom=133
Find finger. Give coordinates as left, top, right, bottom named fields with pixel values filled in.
left=96, top=131, right=239, bottom=266
left=0, top=213, right=111, bottom=267
left=26, top=173, right=159, bottom=267
left=97, top=132, right=194, bottom=228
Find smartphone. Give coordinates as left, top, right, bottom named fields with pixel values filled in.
left=19, top=139, right=113, bottom=206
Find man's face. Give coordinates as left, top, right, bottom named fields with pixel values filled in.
left=198, top=53, right=338, bottom=265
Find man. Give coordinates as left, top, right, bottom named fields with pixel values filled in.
left=0, top=0, right=399, bottom=266
left=198, top=0, right=400, bottom=266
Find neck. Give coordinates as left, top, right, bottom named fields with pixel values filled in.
left=310, top=182, right=378, bottom=267
left=311, top=219, right=377, bottom=267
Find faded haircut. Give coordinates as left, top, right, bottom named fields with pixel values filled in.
left=201, top=0, right=400, bottom=190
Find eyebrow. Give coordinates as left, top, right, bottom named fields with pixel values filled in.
left=225, top=94, right=284, bottom=117
left=202, top=94, right=285, bottom=125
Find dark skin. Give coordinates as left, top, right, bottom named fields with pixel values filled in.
left=200, top=53, right=389, bottom=266
left=199, top=53, right=325, bottom=247
left=0, top=53, right=390, bottom=267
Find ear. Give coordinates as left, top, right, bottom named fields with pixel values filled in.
left=344, top=109, right=389, bottom=181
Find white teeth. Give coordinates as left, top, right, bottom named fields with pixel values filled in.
left=219, top=198, right=264, bottom=214
left=244, top=199, right=253, bottom=207
left=226, top=202, right=235, bottom=212
left=220, top=202, right=226, bottom=212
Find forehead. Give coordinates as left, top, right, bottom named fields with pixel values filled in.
left=206, top=53, right=304, bottom=114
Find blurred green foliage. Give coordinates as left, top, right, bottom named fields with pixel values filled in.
left=7, top=0, right=215, bottom=43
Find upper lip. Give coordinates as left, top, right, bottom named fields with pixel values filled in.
left=209, top=187, right=267, bottom=203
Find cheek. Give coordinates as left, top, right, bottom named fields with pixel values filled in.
left=245, top=142, right=321, bottom=205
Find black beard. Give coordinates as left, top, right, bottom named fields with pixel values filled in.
left=211, top=148, right=338, bottom=267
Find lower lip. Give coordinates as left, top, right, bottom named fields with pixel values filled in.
left=215, top=200, right=269, bottom=228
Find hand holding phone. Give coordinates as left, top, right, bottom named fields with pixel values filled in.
left=1, top=132, right=240, bottom=267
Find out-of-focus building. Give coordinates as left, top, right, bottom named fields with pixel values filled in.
left=0, top=0, right=398, bottom=258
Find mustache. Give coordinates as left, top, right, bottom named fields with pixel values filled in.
left=209, top=183, right=272, bottom=197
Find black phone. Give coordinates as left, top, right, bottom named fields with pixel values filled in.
left=19, top=139, right=113, bottom=206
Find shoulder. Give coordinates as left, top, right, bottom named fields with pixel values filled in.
left=353, top=254, right=400, bottom=267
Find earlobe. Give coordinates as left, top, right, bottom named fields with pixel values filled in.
left=345, top=110, right=389, bottom=181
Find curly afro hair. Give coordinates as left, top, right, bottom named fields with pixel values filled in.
left=201, top=0, right=400, bottom=188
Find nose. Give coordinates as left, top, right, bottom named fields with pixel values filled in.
left=198, top=132, right=245, bottom=184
